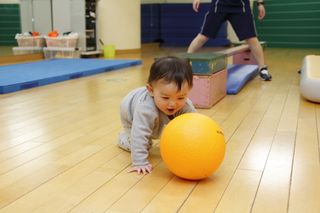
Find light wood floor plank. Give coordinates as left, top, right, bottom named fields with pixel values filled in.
left=252, top=131, right=295, bottom=213
left=140, top=176, right=196, bottom=213
left=215, top=169, right=262, bottom=213
left=237, top=94, right=286, bottom=171
left=251, top=85, right=301, bottom=213
left=0, top=114, right=118, bottom=174
left=0, top=123, right=119, bottom=208
left=289, top=101, right=320, bottom=213
left=107, top=162, right=173, bottom=213
left=21, top=147, right=125, bottom=213
left=215, top=88, right=289, bottom=212
left=68, top=148, right=162, bottom=213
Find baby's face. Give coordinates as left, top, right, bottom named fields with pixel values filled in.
left=147, top=79, right=191, bottom=116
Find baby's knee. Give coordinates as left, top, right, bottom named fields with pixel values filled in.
left=118, top=131, right=131, bottom=152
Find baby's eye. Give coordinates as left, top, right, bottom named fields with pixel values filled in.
left=178, top=97, right=186, bottom=100
left=162, top=97, right=169, bottom=100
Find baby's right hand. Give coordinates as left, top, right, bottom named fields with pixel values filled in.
left=128, top=163, right=153, bottom=175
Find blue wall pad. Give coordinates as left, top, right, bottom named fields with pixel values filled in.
left=141, top=4, right=161, bottom=43
left=159, top=3, right=229, bottom=47
left=227, top=64, right=259, bottom=94
left=141, top=3, right=230, bottom=46
left=0, top=58, right=142, bottom=94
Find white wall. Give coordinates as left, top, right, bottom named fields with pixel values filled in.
left=0, top=0, right=19, bottom=3
left=97, top=0, right=140, bottom=50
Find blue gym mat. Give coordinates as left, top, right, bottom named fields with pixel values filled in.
left=227, top=64, right=259, bottom=94
left=0, top=58, right=142, bottom=94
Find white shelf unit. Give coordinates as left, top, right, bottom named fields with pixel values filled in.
left=20, top=0, right=98, bottom=56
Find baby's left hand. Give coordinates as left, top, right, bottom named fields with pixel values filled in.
left=128, top=163, right=153, bottom=175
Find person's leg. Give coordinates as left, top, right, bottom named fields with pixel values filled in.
left=187, top=34, right=209, bottom=53
left=245, top=37, right=265, bottom=69
left=118, top=129, right=131, bottom=152
left=228, top=11, right=272, bottom=81
left=245, top=37, right=271, bottom=80
left=118, top=101, right=132, bottom=152
left=187, top=10, right=226, bottom=53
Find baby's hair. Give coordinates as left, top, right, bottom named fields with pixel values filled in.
left=148, top=56, right=193, bottom=91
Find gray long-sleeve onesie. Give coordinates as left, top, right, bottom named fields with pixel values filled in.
left=119, top=87, right=196, bottom=166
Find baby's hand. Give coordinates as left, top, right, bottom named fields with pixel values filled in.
left=128, top=163, right=153, bottom=175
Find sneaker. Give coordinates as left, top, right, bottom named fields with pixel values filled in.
left=259, top=66, right=272, bottom=81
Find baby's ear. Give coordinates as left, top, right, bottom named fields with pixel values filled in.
left=146, top=84, right=154, bottom=96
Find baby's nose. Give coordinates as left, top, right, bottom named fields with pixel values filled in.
left=168, top=100, right=176, bottom=108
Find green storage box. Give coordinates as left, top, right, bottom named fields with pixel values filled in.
left=179, top=53, right=227, bottom=75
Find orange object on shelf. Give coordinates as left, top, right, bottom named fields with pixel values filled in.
left=48, top=30, right=59, bottom=37
left=31, top=32, right=40, bottom=36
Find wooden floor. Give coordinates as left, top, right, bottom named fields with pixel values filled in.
left=0, top=45, right=320, bottom=213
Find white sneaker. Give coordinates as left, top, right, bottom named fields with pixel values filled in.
left=259, top=66, right=272, bottom=81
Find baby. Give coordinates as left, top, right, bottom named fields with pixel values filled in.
left=118, top=56, right=196, bottom=174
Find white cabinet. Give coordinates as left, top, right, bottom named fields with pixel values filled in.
left=20, top=0, right=52, bottom=34
left=52, top=0, right=72, bottom=33
left=19, top=0, right=97, bottom=54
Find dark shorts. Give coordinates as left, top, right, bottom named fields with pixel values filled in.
left=200, top=7, right=257, bottom=41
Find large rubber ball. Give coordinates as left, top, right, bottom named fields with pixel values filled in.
left=160, top=113, right=226, bottom=180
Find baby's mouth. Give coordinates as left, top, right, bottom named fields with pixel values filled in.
left=167, top=108, right=175, bottom=114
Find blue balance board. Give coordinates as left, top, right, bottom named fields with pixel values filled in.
left=227, top=64, right=259, bottom=94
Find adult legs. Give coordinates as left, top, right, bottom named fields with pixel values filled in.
left=245, top=37, right=265, bottom=69
left=187, top=10, right=225, bottom=53
left=245, top=37, right=272, bottom=80
left=187, top=34, right=210, bottom=53
left=229, top=10, right=272, bottom=81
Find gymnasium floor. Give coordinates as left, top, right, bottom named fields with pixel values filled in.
left=0, top=45, right=320, bottom=212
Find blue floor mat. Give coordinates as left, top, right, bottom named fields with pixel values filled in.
left=0, top=58, right=142, bottom=94
left=227, top=64, right=259, bottom=94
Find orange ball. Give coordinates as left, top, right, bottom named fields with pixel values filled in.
left=160, top=113, right=226, bottom=180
